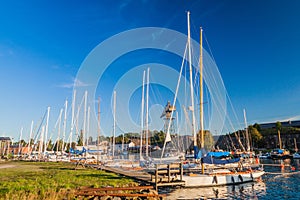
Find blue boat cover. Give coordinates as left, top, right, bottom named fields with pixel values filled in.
left=206, top=151, right=231, bottom=158
left=194, top=146, right=200, bottom=159
left=194, top=147, right=207, bottom=159
left=272, top=149, right=284, bottom=154
left=70, top=147, right=86, bottom=155
left=202, top=156, right=240, bottom=164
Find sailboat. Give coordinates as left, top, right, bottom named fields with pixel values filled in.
left=270, top=123, right=292, bottom=160
left=293, top=138, right=300, bottom=159
left=181, top=11, right=264, bottom=187
left=140, top=70, right=183, bottom=166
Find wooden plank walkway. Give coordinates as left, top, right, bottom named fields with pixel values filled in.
left=100, top=165, right=153, bottom=182
left=99, top=163, right=186, bottom=191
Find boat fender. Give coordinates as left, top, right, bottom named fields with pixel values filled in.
left=255, top=157, right=259, bottom=164
left=231, top=176, right=235, bottom=184
left=238, top=174, right=243, bottom=182
left=212, top=175, right=218, bottom=184
left=291, top=166, right=296, bottom=171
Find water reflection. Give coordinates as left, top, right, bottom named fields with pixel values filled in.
left=165, top=159, right=300, bottom=199
left=261, top=159, right=300, bottom=200
left=165, top=181, right=266, bottom=199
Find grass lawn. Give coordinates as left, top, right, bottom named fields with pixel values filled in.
left=0, top=161, right=137, bottom=200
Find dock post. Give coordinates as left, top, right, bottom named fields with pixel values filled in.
left=168, top=164, right=171, bottom=182
left=180, top=162, right=183, bottom=181
left=155, top=164, right=158, bottom=191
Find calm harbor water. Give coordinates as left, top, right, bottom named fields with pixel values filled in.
left=164, top=159, right=300, bottom=200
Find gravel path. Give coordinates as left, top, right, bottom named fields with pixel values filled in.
left=0, top=164, right=15, bottom=169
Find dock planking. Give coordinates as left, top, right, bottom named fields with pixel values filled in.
left=99, top=162, right=186, bottom=190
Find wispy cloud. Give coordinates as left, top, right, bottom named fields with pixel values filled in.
left=56, top=77, right=90, bottom=89
left=74, top=78, right=90, bottom=87
left=254, top=115, right=300, bottom=124
left=282, top=115, right=300, bottom=121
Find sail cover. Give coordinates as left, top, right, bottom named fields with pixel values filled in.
left=206, top=151, right=231, bottom=158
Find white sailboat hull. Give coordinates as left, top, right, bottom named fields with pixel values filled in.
left=183, top=170, right=264, bottom=187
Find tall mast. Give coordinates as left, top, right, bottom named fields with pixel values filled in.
left=278, top=129, right=282, bottom=149
left=112, top=90, right=116, bottom=158
left=18, top=127, right=23, bottom=156
left=28, top=120, right=34, bottom=154
left=187, top=11, right=197, bottom=151
left=145, top=67, right=150, bottom=157
left=199, top=27, right=204, bottom=149
left=57, top=109, right=63, bottom=154
left=69, top=90, right=76, bottom=149
left=243, top=109, right=250, bottom=152
left=294, top=138, right=298, bottom=152
left=83, top=90, right=88, bottom=146
left=62, top=99, right=68, bottom=152
left=44, top=106, right=50, bottom=154
left=40, top=126, right=45, bottom=157
left=87, top=106, right=90, bottom=147
left=234, top=131, right=246, bottom=152
left=122, top=133, right=124, bottom=152
left=76, top=105, right=80, bottom=144
left=228, top=133, right=236, bottom=150
left=97, top=96, right=100, bottom=162
left=140, top=70, right=146, bottom=160
left=176, top=111, right=180, bottom=152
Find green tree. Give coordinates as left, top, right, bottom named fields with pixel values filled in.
left=46, top=139, right=53, bottom=151
left=28, top=138, right=34, bottom=146
left=248, top=125, right=263, bottom=147
left=196, top=130, right=214, bottom=150
left=124, top=132, right=140, bottom=139
left=18, top=139, right=27, bottom=147
left=250, top=126, right=262, bottom=140
left=115, top=135, right=123, bottom=144
left=253, top=123, right=261, bottom=131
left=152, top=130, right=166, bottom=147
left=77, top=130, right=84, bottom=146
left=276, top=121, right=282, bottom=131
left=69, top=142, right=76, bottom=149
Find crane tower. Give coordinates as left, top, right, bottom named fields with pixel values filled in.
left=160, top=101, right=176, bottom=136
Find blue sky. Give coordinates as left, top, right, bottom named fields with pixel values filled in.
left=1, top=0, right=300, bottom=142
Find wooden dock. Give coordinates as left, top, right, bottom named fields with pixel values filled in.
left=150, top=162, right=185, bottom=191
left=99, top=162, right=186, bottom=190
